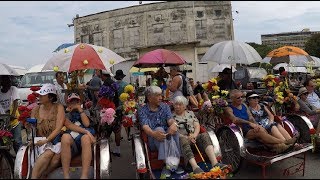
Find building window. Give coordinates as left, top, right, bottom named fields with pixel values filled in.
left=215, top=10, right=222, bottom=17
left=197, top=11, right=204, bottom=18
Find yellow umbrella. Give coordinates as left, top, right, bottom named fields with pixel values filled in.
left=129, top=67, right=159, bottom=73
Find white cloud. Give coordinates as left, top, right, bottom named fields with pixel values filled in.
left=0, top=1, right=319, bottom=69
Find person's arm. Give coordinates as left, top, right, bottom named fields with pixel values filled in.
left=263, top=105, right=274, bottom=122
left=168, top=75, right=181, bottom=92
left=224, top=106, right=250, bottom=125
left=11, top=99, right=19, bottom=119
left=298, top=100, right=317, bottom=115
left=65, top=118, right=88, bottom=134
left=244, top=104, right=256, bottom=123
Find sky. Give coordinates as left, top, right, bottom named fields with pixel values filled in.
left=1, top=1, right=320, bottom=69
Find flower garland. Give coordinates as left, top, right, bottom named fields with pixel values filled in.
left=273, top=81, right=298, bottom=115
left=179, top=165, right=233, bottom=179
left=120, top=84, right=138, bottom=128
left=18, top=87, right=39, bottom=125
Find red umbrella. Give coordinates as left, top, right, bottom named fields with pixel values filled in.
left=133, top=49, right=186, bottom=68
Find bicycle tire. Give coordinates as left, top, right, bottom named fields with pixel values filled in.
left=0, top=149, right=14, bottom=179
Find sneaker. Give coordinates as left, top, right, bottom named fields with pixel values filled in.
left=175, top=166, right=184, bottom=174
left=161, top=167, right=171, bottom=178
left=213, top=162, right=229, bottom=170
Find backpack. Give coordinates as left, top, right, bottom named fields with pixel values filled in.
left=176, top=74, right=193, bottom=97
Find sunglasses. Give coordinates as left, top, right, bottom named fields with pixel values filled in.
left=302, top=92, right=309, bottom=95
left=235, top=96, right=245, bottom=99
left=68, top=93, right=79, bottom=98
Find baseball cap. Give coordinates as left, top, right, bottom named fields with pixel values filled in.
left=36, top=83, right=57, bottom=95
left=67, top=93, right=81, bottom=102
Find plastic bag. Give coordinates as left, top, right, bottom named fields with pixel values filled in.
left=164, top=135, right=180, bottom=172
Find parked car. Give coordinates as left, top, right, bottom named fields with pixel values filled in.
left=18, top=64, right=56, bottom=106
left=233, top=66, right=268, bottom=95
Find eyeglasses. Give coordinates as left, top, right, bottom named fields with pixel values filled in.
left=235, top=96, right=244, bottom=99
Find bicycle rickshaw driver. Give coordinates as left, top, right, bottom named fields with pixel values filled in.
left=137, top=85, right=184, bottom=178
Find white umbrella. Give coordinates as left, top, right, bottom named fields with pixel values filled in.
left=309, top=56, right=320, bottom=67
left=200, top=40, right=262, bottom=65
left=0, top=62, right=20, bottom=76
left=273, top=63, right=307, bottom=73
left=209, top=64, right=237, bottom=73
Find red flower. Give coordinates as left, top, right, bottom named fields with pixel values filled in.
left=18, top=105, right=27, bottom=111
left=27, top=94, right=37, bottom=103
left=122, top=116, right=133, bottom=127
left=98, top=97, right=116, bottom=109
left=30, top=86, right=41, bottom=91
left=281, top=71, right=288, bottom=77
left=0, top=130, right=13, bottom=138
left=310, top=128, right=316, bottom=134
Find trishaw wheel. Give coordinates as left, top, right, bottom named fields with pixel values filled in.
left=287, top=115, right=311, bottom=143
left=0, top=149, right=14, bottom=179
left=217, top=127, right=242, bottom=174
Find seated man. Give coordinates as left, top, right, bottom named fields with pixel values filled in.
left=138, top=86, right=184, bottom=178
left=61, top=93, right=96, bottom=179
left=224, top=89, right=295, bottom=154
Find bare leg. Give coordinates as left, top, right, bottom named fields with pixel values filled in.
left=80, top=135, right=92, bottom=179
left=205, top=145, right=218, bottom=166
left=246, top=129, right=284, bottom=144
left=41, top=153, right=61, bottom=178
left=31, top=150, right=54, bottom=179
left=61, top=134, right=74, bottom=179
left=270, top=126, right=286, bottom=141
left=188, top=158, right=200, bottom=171
left=276, top=124, right=292, bottom=140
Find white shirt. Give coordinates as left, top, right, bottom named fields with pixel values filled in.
left=54, top=81, right=67, bottom=106
left=0, top=86, right=20, bottom=113
left=307, top=91, right=320, bottom=109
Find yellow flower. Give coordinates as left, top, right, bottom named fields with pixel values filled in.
left=64, top=48, right=69, bottom=53
left=212, top=85, right=220, bottom=91
left=98, top=48, right=103, bottom=53
left=83, top=60, right=89, bottom=65
left=221, top=90, right=229, bottom=96
left=209, top=78, right=217, bottom=84
left=279, top=82, right=283, bottom=86
left=109, top=59, right=115, bottom=65
left=119, top=93, right=129, bottom=102
left=80, top=44, right=85, bottom=49
left=53, top=66, right=59, bottom=72
left=267, top=81, right=274, bottom=87
left=274, top=86, right=280, bottom=93
left=124, top=84, right=134, bottom=93
left=128, top=100, right=136, bottom=108
left=212, top=95, right=220, bottom=99
left=202, top=83, right=208, bottom=90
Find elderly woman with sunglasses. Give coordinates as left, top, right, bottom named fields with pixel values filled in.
left=246, top=91, right=298, bottom=145
left=225, top=89, right=296, bottom=154
left=172, top=96, right=228, bottom=174
left=297, top=87, right=320, bottom=134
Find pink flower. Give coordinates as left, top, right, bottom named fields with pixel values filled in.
left=100, top=108, right=116, bottom=125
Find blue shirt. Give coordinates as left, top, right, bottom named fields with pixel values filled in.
left=138, top=102, right=172, bottom=131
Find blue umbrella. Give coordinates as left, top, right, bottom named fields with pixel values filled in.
left=53, top=43, right=75, bottom=52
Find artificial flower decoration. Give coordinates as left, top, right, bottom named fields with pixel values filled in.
left=273, top=80, right=298, bottom=115
left=109, top=59, right=115, bottom=65
left=0, top=130, right=13, bottom=146
left=53, top=66, right=59, bottom=72
left=80, top=44, right=85, bottom=49
left=83, top=60, right=89, bottom=65
left=100, top=108, right=116, bottom=125
left=98, top=48, right=103, bottom=53
left=124, top=84, right=135, bottom=94
left=182, top=165, right=232, bottom=179
left=119, top=93, right=129, bottom=102
left=64, top=48, right=69, bottom=53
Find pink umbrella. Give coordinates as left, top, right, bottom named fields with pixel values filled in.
left=133, top=49, right=187, bottom=68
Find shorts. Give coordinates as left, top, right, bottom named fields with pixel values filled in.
left=65, top=127, right=95, bottom=157
left=263, top=122, right=278, bottom=133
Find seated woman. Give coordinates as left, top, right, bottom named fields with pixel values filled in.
left=29, top=84, right=65, bottom=178
left=224, top=89, right=295, bottom=154
left=297, top=87, right=320, bottom=134
left=61, top=93, right=96, bottom=179
left=246, top=91, right=298, bottom=145
left=172, top=96, right=227, bottom=174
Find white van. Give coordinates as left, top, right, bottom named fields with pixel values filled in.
left=18, top=64, right=56, bottom=105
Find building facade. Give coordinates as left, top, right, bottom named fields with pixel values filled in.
left=261, top=28, right=320, bottom=50
left=73, top=1, right=234, bottom=83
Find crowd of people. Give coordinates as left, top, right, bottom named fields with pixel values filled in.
left=2, top=64, right=320, bottom=178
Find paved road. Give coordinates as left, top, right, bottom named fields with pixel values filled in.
left=20, top=128, right=320, bottom=179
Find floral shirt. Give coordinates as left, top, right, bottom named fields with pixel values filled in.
left=138, top=102, right=172, bottom=131
left=172, top=110, right=199, bottom=136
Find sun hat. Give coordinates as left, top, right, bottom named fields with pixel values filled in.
left=102, top=69, right=114, bottom=76
left=114, top=69, right=126, bottom=80
left=245, top=91, right=260, bottom=99
left=36, top=83, right=57, bottom=95
left=298, top=87, right=308, bottom=97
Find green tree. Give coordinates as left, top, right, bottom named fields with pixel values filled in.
left=247, top=42, right=274, bottom=58
left=305, top=33, right=320, bottom=58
